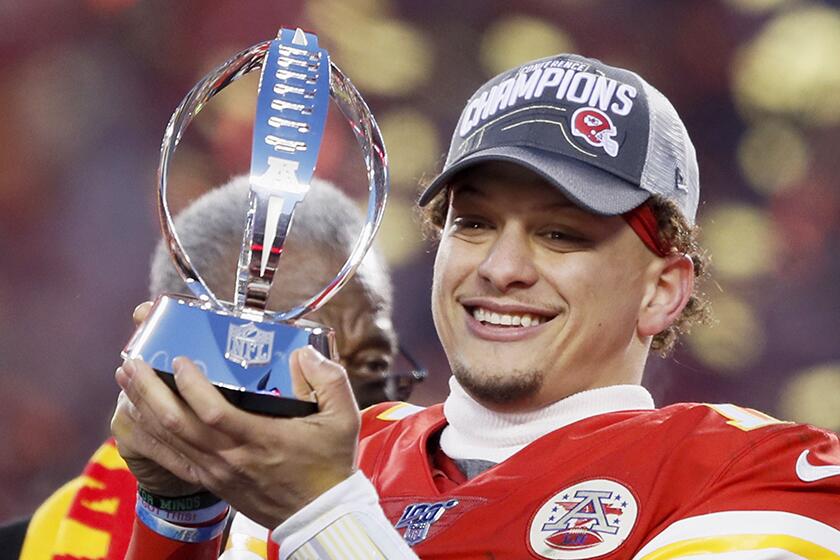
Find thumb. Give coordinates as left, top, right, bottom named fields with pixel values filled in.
left=291, top=346, right=358, bottom=418
left=133, top=301, right=154, bottom=326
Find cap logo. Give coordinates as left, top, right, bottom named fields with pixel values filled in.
left=571, top=108, right=619, bottom=157
left=458, top=58, right=637, bottom=139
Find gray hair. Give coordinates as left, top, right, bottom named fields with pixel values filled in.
left=149, top=175, right=392, bottom=315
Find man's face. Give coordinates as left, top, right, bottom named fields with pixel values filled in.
left=263, top=252, right=398, bottom=409
left=309, top=282, right=398, bottom=409
left=431, top=162, right=658, bottom=411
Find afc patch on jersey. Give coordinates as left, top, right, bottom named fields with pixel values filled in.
left=395, top=498, right=459, bottom=546
left=528, top=479, right=638, bottom=559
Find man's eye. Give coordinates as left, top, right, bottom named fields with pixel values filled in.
left=542, top=229, right=588, bottom=245
left=451, top=216, right=489, bottom=232
left=365, top=358, right=390, bottom=374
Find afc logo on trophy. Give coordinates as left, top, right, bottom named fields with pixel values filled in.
left=225, top=322, right=275, bottom=366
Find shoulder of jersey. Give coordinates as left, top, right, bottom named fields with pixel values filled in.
left=359, top=401, right=430, bottom=440
left=644, top=401, right=836, bottom=460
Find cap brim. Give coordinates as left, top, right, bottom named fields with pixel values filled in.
left=418, top=146, right=650, bottom=215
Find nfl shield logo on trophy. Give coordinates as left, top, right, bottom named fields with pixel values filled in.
left=225, top=322, right=274, bottom=367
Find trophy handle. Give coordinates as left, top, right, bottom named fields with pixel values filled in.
left=157, top=41, right=388, bottom=321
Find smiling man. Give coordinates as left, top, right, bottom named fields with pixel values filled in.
left=111, top=54, right=840, bottom=559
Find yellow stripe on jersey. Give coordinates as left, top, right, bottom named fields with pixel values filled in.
left=375, top=402, right=424, bottom=421
left=632, top=511, right=840, bottom=560
left=638, top=534, right=840, bottom=560
left=705, top=403, right=791, bottom=431
left=288, top=513, right=387, bottom=560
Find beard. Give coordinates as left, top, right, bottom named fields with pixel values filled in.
left=452, top=363, right=544, bottom=406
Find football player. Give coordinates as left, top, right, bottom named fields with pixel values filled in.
left=110, top=54, right=840, bottom=559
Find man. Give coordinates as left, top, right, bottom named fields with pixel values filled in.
left=113, top=54, right=840, bottom=559
left=16, top=175, right=409, bottom=559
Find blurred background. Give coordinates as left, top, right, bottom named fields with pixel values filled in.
left=1, top=0, right=839, bottom=522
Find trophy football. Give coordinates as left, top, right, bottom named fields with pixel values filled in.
left=123, top=28, right=388, bottom=416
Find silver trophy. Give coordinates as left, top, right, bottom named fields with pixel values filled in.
left=123, top=28, right=388, bottom=416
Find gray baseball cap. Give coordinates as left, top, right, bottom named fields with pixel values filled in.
left=418, top=54, right=700, bottom=224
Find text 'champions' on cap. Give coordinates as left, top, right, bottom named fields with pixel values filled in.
left=419, top=54, right=700, bottom=225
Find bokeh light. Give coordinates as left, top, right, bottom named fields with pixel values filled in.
left=701, top=204, right=779, bottom=281
left=779, top=363, right=840, bottom=430
left=722, top=0, right=799, bottom=14
left=305, top=0, right=432, bottom=96
left=480, top=15, right=575, bottom=77
left=687, top=291, right=765, bottom=372
left=732, top=5, right=840, bottom=124
left=378, top=108, right=441, bottom=192
left=737, top=120, right=810, bottom=195
left=374, top=197, right=425, bottom=265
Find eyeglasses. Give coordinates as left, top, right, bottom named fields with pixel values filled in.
left=383, top=345, right=428, bottom=402
left=352, top=345, right=428, bottom=405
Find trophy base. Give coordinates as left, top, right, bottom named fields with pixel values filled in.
left=123, top=295, right=334, bottom=418
left=153, top=369, right=317, bottom=417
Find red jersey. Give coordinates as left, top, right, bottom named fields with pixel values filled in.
left=358, top=401, right=840, bottom=559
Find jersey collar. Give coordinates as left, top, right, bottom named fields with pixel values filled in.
left=440, top=378, right=655, bottom=463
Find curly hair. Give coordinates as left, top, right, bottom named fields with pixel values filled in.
left=418, top=186, right=711, bottom=357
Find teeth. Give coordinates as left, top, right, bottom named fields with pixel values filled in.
left=471, top=307, right=547, bottom=327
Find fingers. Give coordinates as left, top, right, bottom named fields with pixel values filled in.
left=111, top=392, right=202, bottom=488
left=290, top=354, right=316, bottom=402
left=116, top=358, right=224, bottom=455
left=133, top=301, right=154, bottom=326
left=172, top=357, right=255, bottom=441
left=291, top=346, right=359, bottom=419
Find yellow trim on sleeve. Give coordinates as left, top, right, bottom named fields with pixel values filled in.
left=639, top=533, right=840, bottom=560
left=224, top=533, right=268, bottom=558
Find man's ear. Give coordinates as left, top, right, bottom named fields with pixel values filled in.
left=638, top=254, right=694, bottom=338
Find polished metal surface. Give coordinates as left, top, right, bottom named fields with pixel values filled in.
left=237, top=28, right=330, bottom=315
left=157, top=32, right=388, bottom=322
left=125, top=295, right=334, bottom=398
left=131, top=28, right=388, bottom=416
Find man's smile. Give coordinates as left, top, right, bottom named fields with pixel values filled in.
left=459, top=297, right=559, bottom=341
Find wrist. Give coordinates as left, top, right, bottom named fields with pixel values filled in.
left=137, top=487, right=222, bottom=510
left=136, top=487, right=230, bottom=543
left=137, top=487, right=227, bottom=525
left=135, top=500, right=230, bottom=543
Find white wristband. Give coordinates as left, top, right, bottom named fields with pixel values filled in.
left=135, top=500, right=230, bottom=543
left=137, top=494, right=230, bottom=524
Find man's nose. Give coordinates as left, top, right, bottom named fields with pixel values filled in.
left=477, top=226, right=539, bottom=292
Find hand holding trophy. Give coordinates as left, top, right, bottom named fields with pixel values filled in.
left=123, top=28, right=388, bottom=417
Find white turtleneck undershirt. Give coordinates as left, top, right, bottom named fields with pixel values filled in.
left=440, top=376, right=655, bottom=464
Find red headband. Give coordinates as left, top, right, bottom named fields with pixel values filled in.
left=621, top=204, right=670, bottom=257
